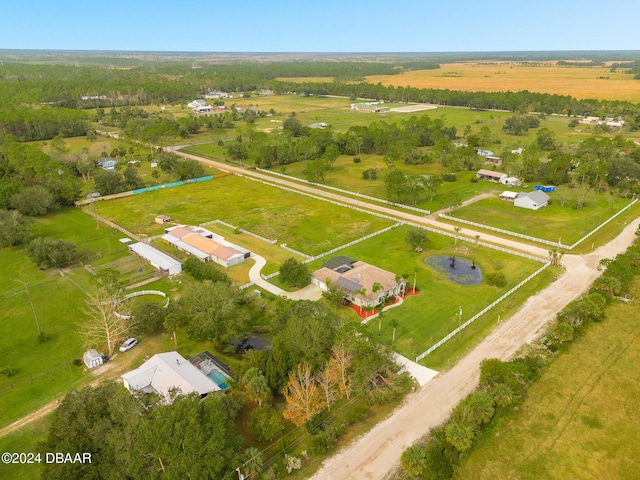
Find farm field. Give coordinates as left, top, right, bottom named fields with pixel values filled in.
left=92, top=173, right=394, bottom=255
left=365, top=61, right=640, bottom=102
left=446, top=190, right=635, bottom=247
left=305, top=225, right=545, bottom=363
left=455, top=278, right=640, bottom=480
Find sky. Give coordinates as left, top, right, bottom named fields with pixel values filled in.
left=1, top=0, right=639, bottom=53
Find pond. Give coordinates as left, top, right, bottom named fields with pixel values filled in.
left=425, top=255, right=483, bottom=286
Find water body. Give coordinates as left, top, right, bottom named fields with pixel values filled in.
left=425, top=255, right=483, bottom=286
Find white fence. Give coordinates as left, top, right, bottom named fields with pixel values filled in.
left=280, top=243, right=312, bottom=259
left=255, top=167, right=430, bottom=215
left=415, top=262, right=551, bottom=362
left=438, top=214, right=571, bottom=249
left=439, top=198, right=637, bottom=251
left=199, top=219, right=278, bottom=245
left=569, top=198, right=637, bottom=249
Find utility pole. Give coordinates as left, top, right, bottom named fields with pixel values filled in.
left=457, top=306, right=462, bottom=342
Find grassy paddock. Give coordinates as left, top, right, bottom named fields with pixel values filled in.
left=92, top=174, right=393, bottom=255
left=304, top=225, right=544, bottom=361
left=446, top=189, right=633, bottom=246
left=455, top=278, right=640, bottom=479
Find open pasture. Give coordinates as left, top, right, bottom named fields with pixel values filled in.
left=455, top=278, right=640, bottom=480
left=305, top=225, right=544, bottom=363
left=366, top=61, right=640, bottom=102
left=446, top=189, right=635, bottom=247
left=92, top=173, right=393, bottom=256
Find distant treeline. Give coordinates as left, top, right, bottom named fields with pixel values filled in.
left=0, top=61, right=437, bottom=109
left=0, top=106, right=88, bottom=141
left=273, top=80, right=640, bottom=120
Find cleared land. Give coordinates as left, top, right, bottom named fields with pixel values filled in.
left=446, top=190, right=635, bottom=246
left=92, top=174, right=393, bottom=255
left=456, top=278, right=640, bottom=480
left=365, top=61, right=640, bottom=102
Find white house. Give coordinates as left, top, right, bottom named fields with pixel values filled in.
left=187, top=99, right=207, bottom=108
left=121, top=351, right=220, bottom=401
left=514, top=191, right=550, bottom=210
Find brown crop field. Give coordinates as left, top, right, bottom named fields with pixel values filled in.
left=364, top=62, right=640, bottom=102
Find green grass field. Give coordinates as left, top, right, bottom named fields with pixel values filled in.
left=0, top=208, right=165, bottom=429
left=455, top=278, right=640, bottom=479
left=304, top=225, right=544, bottom=363
left=92, top=174, right=394, bottom=255
left=446, top=189, right=633, bottom=246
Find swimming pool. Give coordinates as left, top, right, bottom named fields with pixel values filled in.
left=207, top=370, right=229, bottom=389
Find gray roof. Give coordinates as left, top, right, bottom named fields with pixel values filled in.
left=336, top=276, right=362, bottom=293
left=322, top=256, right=357, bottom=270
left=520, top=190, right=551, bottom=203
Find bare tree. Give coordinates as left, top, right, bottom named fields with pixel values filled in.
left=80, top=287, right=131, bottom=356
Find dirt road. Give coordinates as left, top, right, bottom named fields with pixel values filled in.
left=309, top=217, right=640, bottom=480
left=172, top=150, right=550, bottom=259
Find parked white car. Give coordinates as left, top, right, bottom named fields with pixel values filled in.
left=119, top=338, right=138, bottom=352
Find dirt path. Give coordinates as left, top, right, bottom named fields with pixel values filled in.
left=309, top=217, right=640, bottom=480
left=427, top=192, right=495, bottom=219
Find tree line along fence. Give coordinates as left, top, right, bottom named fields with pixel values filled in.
left=81, top=208, right=142, bottom=242
left=438, top=198, right=637, bottom=251
left=255, top=168, right=431, bottom=215
left=415, top=261, right=551, bottom=363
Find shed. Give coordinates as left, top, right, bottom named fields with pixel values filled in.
left=499, top=191, right=519, bottom=201
left=83, top=349, right=104, bottom=369
left=155, top=215, right=171, bottom=224
left=514, top=191, right=550, bottom=211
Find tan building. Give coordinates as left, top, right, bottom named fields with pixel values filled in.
left=311, top=256, right=406, bottom=309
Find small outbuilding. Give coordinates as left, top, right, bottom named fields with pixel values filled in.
left=155, top=215, right=171, bottom=224
left=499, top=191, right=519, bottom=201
left=514, top=191, right=551, bottom=210
left=83, top=349, right=104, bottom=369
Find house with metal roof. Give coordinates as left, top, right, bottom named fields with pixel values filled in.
left=514, top=190, right=551, bottom=210
left=121, top=351, right=220, bottom=401
left=311, top=258, right=405, bottom=309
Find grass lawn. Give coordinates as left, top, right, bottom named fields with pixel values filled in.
left=0, top=416, right=51, bottom=480
left=92, top=174, right=393, bottom=255
left=455, top=278, right=640, bottom=480
left=304, top=225, right=544, bottom=362
left=0, top=208, right=173, bottom=429
left=445, top=189, right=633, bottom=246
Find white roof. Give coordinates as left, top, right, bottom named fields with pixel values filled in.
left=128, top=242, right=181, bottom=273
left=121, top=351, right=220, bottom=399
left=500, top=191, right=519, bottom=199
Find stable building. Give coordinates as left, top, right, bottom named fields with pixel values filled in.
left=128, top=242, right=182, bottom=275
left=163, top=225, right=250, bottom=268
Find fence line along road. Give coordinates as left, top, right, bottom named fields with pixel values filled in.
left=415, top=261, right=551, bottom=362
